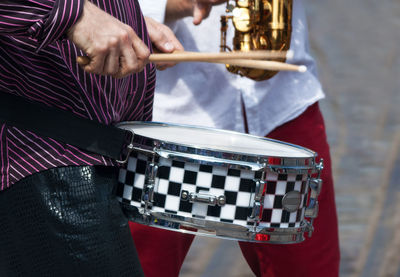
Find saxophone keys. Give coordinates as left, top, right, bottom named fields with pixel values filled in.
left=232, top=8, right=252, bottom=32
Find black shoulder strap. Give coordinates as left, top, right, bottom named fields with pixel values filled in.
left=0, top=91, right=130, bottom=161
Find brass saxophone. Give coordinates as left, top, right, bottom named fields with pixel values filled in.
left=220, top=0, right=292, bottom=81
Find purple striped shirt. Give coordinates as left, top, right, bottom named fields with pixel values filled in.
left=0, top=0, right=156, bottom=190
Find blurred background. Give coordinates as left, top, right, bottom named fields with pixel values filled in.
left=179, top=0, right=400, bottom=276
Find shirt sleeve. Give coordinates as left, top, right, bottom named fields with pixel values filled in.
left=138, top=0, right=167, bottom=23
left=0, top=0, right=84, bottom=51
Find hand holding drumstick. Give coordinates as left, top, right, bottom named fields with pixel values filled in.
left=67, top=0, right=150, bottom=78
left=73, top=12, right=306, bottom=74
left=77, top=51, right=307, bottom=73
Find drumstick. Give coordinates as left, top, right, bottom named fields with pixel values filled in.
left=76, top=52, right=306, bottom=72
left=76, top=50, right=289, bottom=65
left=149, top=50, right=292, bottom=62
left=148, top=52, right=305, bottom=72
left=210, top=59, right=307, bottom=72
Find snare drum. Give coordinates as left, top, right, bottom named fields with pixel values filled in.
left=116, top=122, right=323, bottom=244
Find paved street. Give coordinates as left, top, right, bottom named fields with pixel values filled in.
left=180, top=1, right=400, bottom=276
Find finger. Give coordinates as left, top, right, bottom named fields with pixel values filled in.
left=152, top=28, right=184, bottom=54
left=103, top=46, right=120, bottom=75
left=114, top=46, right=137, bottom=78
left=145, top=17, right=184, bottom=54
left=144, top=18, right=183, bottom=70
left=155, top=63, right=169, bottom=71
left=152, top=34, right=184, bottom=69
left=153, top=40, right=174, bottom=54
left=192, top=3, right=203, bottom=25
left=82, top=50, right=106, bottom=75
left=114, top=29, right=149, bottom=78
left=150, top=31, right=174, bottom=54
left=145, top=17, right=174, bottom=53
left=131, top=35, right=150, bottom=71
left=192, top=2, right=211, bottom=25
left=162, top=26, right=184, bottom=52
left=154, top=61, right=177, bottom=70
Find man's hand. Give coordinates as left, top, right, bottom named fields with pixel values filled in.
left=67, top=0, right=150, bottom=78
left=165, top=0, right=226, bottom=25
left=145, top=17, right=184, bottom=70
left=192, top=0, right=226, bottom=25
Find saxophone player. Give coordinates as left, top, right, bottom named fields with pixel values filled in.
left=133, top=1, right=340, bottom=276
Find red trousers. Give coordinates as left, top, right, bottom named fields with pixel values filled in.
left=130, top=103, right=340, bottom=277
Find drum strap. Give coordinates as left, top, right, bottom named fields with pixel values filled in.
left=0, top=91, right=131, bottom=161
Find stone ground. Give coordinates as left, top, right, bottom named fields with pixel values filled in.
left=179, top=1, right=400, bottom=276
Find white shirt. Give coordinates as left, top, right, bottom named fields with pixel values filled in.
left=140, top=0, right=324, bottom=136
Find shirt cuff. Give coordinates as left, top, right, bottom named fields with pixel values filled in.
left=28, top=0, right=84, bottom=52
left=138, top=0, right=168, bottom=23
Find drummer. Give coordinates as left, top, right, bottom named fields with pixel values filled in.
left=0, top=1, right=180, bottom=275
left=131, top=0, right=340, bottom=276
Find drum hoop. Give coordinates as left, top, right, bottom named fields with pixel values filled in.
left=117, top=121, right=318, bottom=171
left=131, top=209, right=310, bottom=244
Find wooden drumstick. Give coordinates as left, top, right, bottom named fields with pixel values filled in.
left=213, top=59, right=307, bottom=72
left=76, top=51, right=306, bottom=72
left=76, top=51, right=289, bottom=65
left=149, top=50, right=292, bottom=62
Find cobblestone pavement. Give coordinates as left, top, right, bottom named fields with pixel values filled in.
left=180, top=1, right=400, bottom=276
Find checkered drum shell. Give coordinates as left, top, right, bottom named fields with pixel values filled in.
left=117, top=153, right=309, bottom=228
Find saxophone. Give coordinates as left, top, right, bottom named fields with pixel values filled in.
left=220, top=0, right=292, bottom=81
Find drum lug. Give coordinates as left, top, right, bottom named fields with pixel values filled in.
left=305, top=199, right=319, bottom=218
left=181, top=191, right=226, bottom=206
left=254, top=180, right=266, bottom=201
left=305, top=159, right=323, bottom=232
left=142, top=159, right=159, bottom=211
left=305, top=178, right=322, bottom=217
left=250, top=202, right=262, bottom=220
left=305, top=157, right=323, bottom=212
left=305, top=219, right=315, bottom=237
left=315, top=159, right=324, bottom=172
left=249, top=179, right=266, bottom=224
left=309, top=178, right=323, bottom=196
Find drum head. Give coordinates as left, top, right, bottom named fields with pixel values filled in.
left=118, top=122, right=315, bottom=158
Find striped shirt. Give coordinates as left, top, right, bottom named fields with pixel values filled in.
left=0, top=0, right=156, bottom=190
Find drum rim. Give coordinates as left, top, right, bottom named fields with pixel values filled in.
left=117, top=121, right=317, bottom=169
left=121, top=205, right=309, bottom=244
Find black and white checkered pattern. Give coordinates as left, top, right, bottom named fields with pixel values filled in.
left=117, top=152, right=309, bottom=228
left=260, top=172, right=308, bottom=228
